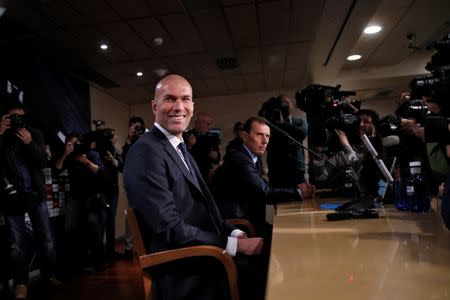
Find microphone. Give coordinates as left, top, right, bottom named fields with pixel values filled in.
left=361, top=134, right=378, bottom=158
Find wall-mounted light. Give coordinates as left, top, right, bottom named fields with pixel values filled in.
left=100, top=44, right=108, bottom=50
left=136, top=72, right=143, bottom=77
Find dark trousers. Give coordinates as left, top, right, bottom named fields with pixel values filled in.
left=6, top=196, right=56, bottom=284
left=103, top=189, right=119, bottom=255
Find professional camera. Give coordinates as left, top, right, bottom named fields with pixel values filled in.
left=395, top=99, right=430, bottom=124
left=295, top=84, right=360, bottom=120
left=72, top=140, right=87, bottom=156
left=295, top=84, right=361, bottom=148
left=258, top=96, right=290, bottom=123
left=9, top=113, right=27, bottom=131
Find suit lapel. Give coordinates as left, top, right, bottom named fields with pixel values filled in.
left=151, top=126, right=202, bottom=190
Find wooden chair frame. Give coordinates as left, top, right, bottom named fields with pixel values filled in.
left=125, top=209, right=241, bottom=300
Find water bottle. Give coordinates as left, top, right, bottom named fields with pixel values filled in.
left=393, top=164, right=408, bottom=211
left=342, top=169, right=354, bottom=197
left=405, top=161, right=430, bottom=212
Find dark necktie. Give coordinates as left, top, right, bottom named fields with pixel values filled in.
left=256, top=158, right=263, bottom=176
left=178, top=142, right=200, bottom=186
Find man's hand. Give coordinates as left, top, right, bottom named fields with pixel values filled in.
left=106, top=150, right=119, bottom=167
left=298, top=182, right=316, bottom=199
left=0, top=114, right=11, bottom=135
left=334, top=129, right=350, bottom=147
left=16, top=128, right=32, bottom=144
left=237, top=232, right=248, bottom=239
left=64, top=141, right=74, bottom=156
left=236, top=237, right=264, bottom=255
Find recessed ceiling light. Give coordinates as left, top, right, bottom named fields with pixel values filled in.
left=153, top=37, right=164, bottom=46
left=100, top=44, right=108, bottom=50
left=136, top=72, right=143, bottom=77
left=154, top=68, right=168, bottom=77
left=364, top=25, right=382, bottom=34
left=347, top=54, right=361, bottom=61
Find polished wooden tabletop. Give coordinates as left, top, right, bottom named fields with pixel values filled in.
left=266, top=199, right=450, bottom=300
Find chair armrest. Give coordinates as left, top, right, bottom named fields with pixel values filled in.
left=226, top=218, right=256, bottom=237
left=139, top=245, right=238, bottom=300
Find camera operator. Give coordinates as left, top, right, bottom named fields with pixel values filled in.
left=323, top=109, right=382, bottom=197
left=259, top=95, right=308, bottom=188
left=0, top=102, right=59, bottom=298
left=121, top=116, right=145, bottom=164
left=55, top=132, right=106, bottom=273
left=186, top=112, right=221, bottom=184
left=95, top=128, right=123, bottom=259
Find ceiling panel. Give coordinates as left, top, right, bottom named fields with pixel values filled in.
left=99, top=22, right=153, bottom=59
left=192, top=55, right=223, bottom=79
left=224, top=75, right=246, bottom=93
left=105, top=0, right=152, bottom=19
left=165, top=55, right=196, bottom=79
left=192, top=8, right=232, bottom=51
left=160, top=14, right=204, bottom=53
left=225, top=4, right=258, bottom=49
left=237, top=48, right=262, bottom=74
left=222, top=0, right=254, bottom=5
left=263, top=46, right=286, bottom=71
left=68, top=0, right=120, bottom=24
left=289, top=0, right=325, bottom=42
left=41, top=1, right=86, bottom=26
left=265, top=71, right=284, bottom=89
left=259, top=1, right=289, bottom=45
left=245, top=74, right=265, bottom=91
left=286, top=42, right=310, bottom=69
left=150, top=0, right=185, bottom=15
left=283, top=70, right=306, bottom=89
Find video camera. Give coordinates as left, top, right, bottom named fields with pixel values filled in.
left=295, top=84, right=361, bottom=149
left=258, top=96, right=290, bottom=123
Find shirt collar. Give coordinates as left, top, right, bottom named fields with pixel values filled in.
left=243, top=145, right=258, bottom=164
left=154, top=122, right=184, bottom=149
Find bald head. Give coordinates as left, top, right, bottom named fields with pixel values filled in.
left=194, top=112, right=214, bottom=133
left=155, top=75, right=192, bottom=102
left=152, top=74, right=194, bottom=138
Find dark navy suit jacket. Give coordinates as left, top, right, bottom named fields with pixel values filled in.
left=124, top=126, right=236, bottom=299
left=212, top=144, right=300, bottom=235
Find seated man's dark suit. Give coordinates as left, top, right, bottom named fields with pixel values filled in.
left=124, top=126, right=237, bottom=300
left=212, top=144, right=300, bottom=236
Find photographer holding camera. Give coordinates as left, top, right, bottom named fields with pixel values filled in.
left=0, top=102, right=59, bottom=299
left=121, top=116, right=145, bottom=164
left=55, top=132, right=106, bottom=273
left=186, top=112, right=221, bottom=184
left=259, top=95, right=308, bottom=188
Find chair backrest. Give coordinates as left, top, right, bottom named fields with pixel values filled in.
left=124, top=208, right=153, bottom=300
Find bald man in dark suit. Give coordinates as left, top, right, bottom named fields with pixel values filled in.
left=124, top=74, right=264, bottom=300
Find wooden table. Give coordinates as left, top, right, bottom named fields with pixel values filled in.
left=266, top=199, right=450, bottom=300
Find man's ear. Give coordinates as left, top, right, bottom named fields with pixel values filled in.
left=241, top=131, right=249, bottom=143
left=151, top=100, right=157, bottom=115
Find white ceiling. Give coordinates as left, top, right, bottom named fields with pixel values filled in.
left=3, top=0, right=450, bottom=104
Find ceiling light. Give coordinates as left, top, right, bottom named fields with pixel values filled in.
left=364, top=25, right=382, bottom=34
left=154, top=68, right=168, bottom=77
left=347, top=54, right=361, bottom=61
left=100, top=44, right=108, bottom=50
left=153, top=37, right=164, bottom=46
left=136, top=72, right=143, bottom=77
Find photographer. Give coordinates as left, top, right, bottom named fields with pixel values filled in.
left=187, top=112, right=221, bottom=184
left=121, top=116, right=145, bottom=164
left=259, top=95, right=308, bottom=188
left=95, top=128, right=123, bottom=259
left=55, top=132, right=106, bottom=273
left=310, top=109, right=382, bottom=196
left=0, top=102, right=59, bottom=298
